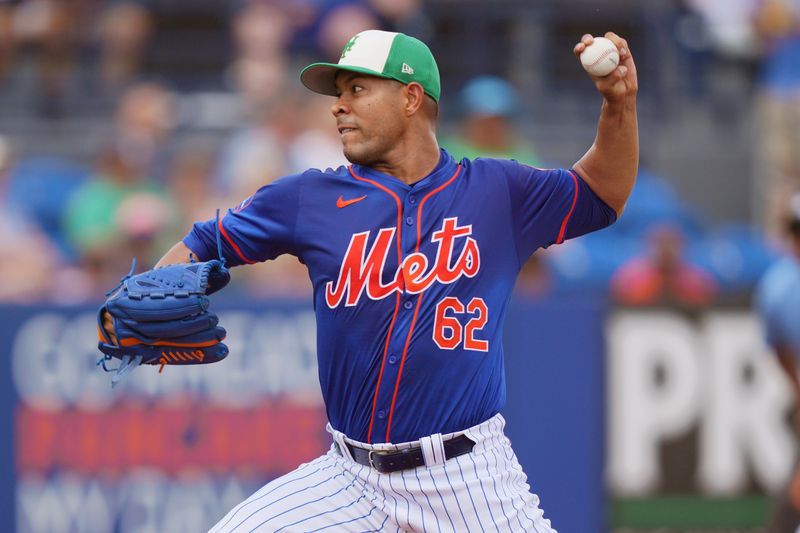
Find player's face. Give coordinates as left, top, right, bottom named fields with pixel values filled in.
left=331, top=73, right=406, bottom=165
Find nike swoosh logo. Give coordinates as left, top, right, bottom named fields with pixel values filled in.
left=337, top=195, right=367, bottom=208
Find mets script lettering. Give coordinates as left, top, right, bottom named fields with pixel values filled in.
left=325, top=217, right=480, bottom=308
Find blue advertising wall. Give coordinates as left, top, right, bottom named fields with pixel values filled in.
left=504, top=296, right=606, bottom=532
left=0, top=295, right=605, bottom=532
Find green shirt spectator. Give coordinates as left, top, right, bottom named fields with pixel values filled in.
left=441, top=76, right=540, bottom=166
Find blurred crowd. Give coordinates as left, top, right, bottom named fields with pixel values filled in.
left=0, top=0, right=798, bottom=307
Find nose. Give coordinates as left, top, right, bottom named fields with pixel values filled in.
left=331, top=96, right=348, bottom=117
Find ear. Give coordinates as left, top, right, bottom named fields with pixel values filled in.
left=403, top=82, right=426, bottom=116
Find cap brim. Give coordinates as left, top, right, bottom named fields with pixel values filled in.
left=300, top=63, right=389, bottom=96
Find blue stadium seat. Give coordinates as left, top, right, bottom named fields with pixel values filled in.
left=610, top=169, right=706, bottom=239
left=688, top=223, right=779, bottom=292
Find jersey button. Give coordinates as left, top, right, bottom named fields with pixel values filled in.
left=377, top=409, right=386, bottom=419
left=408, top=196, right=416, bottom=204
left=405, top=216, right=414, bottom=225
left=388, top=355, right=397, bottom=364
left=403, top=301, right=413, bottom=310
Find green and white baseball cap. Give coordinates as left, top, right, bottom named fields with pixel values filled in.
left=301, top=30, right=441, bottom=102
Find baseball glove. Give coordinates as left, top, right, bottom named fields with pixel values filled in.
left=97, top=259, right=231, bottom=386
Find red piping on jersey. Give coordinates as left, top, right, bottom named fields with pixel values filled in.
left=348, top=165, right=404, bottom=443
left=556, top=171, right=580, bottom=245
left=415, top=166, right=463, bottom=251
left=218, top=215, right=256, bottom=264
left=349, top=167, right=403, bottom=275
left=385, top=164, right=462, bottom=442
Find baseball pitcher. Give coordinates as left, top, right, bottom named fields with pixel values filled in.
left=98, top=30, right=638, bottom=532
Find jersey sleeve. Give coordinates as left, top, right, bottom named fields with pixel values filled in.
left=182, top=173, right=302, bottom=266
left=500, top=159, right=618, bottom=263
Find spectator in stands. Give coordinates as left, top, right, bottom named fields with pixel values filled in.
left=368, top=0, right=423, bottom=32
left=5, top=0, right=84, bottom=116
left=111, top=81, right=175, bottom=178
left=442, top=76, right=540, bottom=166
left=96, top=1, right=152, bottom=90
left=0, top=1, right=14, bottom=83
left=611, top=223, right=719, bottom=307
left=63, top=82, right=177, bottom=295
left=216, top=98, right=288, bottom=200
left=217, top=98, right=313, bottom=298
left=286, top=92, right=348, bottom=173
left=0, top=0, right=153, bottom=112
left=165, top=136, right=221, bottom=230
left=215, top=95, right=314, bottom=297
left=752, top=0, right=800, bottom=236
left=284, top=0, right=383, bottom=58
left=316, top=3, right=380, bottom=60
left=444, top=76, right=547, bottom=297
left=686, top=0, right=758, bottom=52
left=63, top=141, right=175, bottom=295
left=219, top=1, right=293, bottom=199
left=0, top=136, right=61, bottom=302
left=756, top=191, right=800, bottom=532
left=229, top=1, right=292, bottom=112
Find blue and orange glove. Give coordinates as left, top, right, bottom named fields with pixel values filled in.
left=97, top=259, right=230, bottom=386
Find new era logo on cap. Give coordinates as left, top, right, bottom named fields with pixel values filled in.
left=300, top=30, right=441, bottom=102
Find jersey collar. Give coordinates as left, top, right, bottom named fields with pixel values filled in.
left=350, top=149, right=458, bottom=194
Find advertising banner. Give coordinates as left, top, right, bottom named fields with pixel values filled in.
left=7, top=301, right=327, bottom=532
left=607, top=308, right=797, bottom=530
left=2, top=296, right=606, bottom=532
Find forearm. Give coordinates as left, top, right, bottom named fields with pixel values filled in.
left=155, top=241, right=196, bottom=268
left=571, top=32, right=640, bottom=216
left=574, top=97, right=639, bottom=216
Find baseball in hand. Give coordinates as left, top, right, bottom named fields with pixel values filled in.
left=580, top=37, right=620, bottom=77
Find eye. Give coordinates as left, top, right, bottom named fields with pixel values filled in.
left=352, top=85, right=364, bottom=93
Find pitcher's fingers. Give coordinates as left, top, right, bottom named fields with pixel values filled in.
left=604, top=32, right=629, bottom=57
left=574, top=34, right=596, bottom=57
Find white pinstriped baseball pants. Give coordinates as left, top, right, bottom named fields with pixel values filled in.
left=208, top=414, right=556, bottom=532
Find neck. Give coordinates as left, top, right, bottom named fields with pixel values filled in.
left=371, top=133, right=441, bottom=185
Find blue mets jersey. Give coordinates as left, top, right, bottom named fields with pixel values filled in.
left=184, top=149, right=616, bottom=444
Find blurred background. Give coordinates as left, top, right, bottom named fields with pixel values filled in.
left=0, top=0, right=798, bottom=531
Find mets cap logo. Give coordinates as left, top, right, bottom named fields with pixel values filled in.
left=340, top=35, right=360, bottom=60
